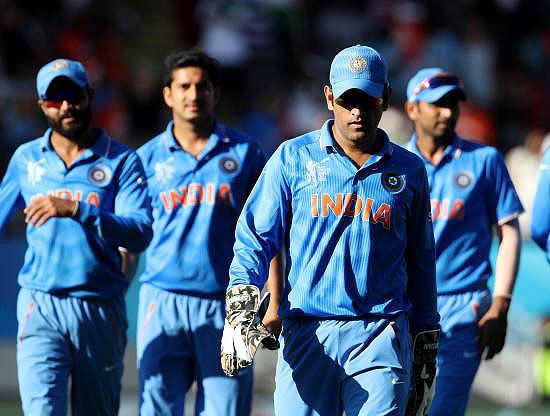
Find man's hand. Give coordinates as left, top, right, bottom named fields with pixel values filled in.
left=221, top=285, right=279, bottom=376
left=24, top=196, right=77, bottom=226
left=406, top=329, right=439, bottom=416
left=477, top=295, right=510, bottom=360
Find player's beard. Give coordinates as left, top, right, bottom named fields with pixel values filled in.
left=47, top=106, right=92, bottom=140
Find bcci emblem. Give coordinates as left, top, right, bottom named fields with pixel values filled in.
left=349, top=56, right=367, bottom=73
left=381, top=172, right=405, bottom=193
left=88, top=165, right=111, bottom=185
left=52, top=59, right=68, bottom=70
left=220, top=157, right=239, bottom=173
left=455, top=172, right=473, bottom=189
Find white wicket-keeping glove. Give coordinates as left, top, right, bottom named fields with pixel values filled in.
left=406, top=329, right=439, bottom=416
left=221, top=285, right=279, bottom=376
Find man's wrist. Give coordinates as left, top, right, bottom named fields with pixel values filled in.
left=492, top=294, right=511, bottom=313
left=71, top=200, right=79, bottom=218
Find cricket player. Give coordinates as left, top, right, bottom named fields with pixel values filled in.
left=404, top=68, right=523, bottom=415
left=531, top=146, right=550, bottom=262
left=0, top=58, right=153, bottom=415
left=220, top=44, right=440, bottom=416
left=136, top=49, right=281, bottom=416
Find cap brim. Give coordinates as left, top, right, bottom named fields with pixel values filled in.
left=332, top=79, right=384, bottom=99
left=413, top=85, right=466, bottom=103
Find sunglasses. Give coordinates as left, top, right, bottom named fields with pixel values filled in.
left=334, top=90, right=384, bottom=110
left=43, top=88, right=87, bottom=108
left=410, top=73, right=462, bottom=101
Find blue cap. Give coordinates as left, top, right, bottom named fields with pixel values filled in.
left=406, top=67, right=466, bottom=103
left=329, top=45, right=388, bottom=99
left=36, top=58, right=90, bottom=99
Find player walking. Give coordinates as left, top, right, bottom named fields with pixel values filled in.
left=136, top=49, right=281, bottom=416
left=404, top=68, right=523, bottom=415
left=0, top=58, right=153, bottom=415
left=532, top=145, right=550, bottom=262
left=220, top=45, right=440, bottom=416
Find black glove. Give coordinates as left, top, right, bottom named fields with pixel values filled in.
left=406, top=329, right=439, bottom=416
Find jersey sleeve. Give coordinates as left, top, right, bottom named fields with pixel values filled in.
left=229, top=145, right=291, bottom=289
left=406, top=165, right=439, bottom=334
left=0, top=151, right=25, bottom=231
left=485, top=150, right=524, bottom=225
left=531, top=148, right=550, bottom=258
left=245, top=142, right=267, bottom=196
left=74, top=151, right=153, bottom=252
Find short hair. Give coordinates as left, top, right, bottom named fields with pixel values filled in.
left=163, top=48, right=221, bottom=88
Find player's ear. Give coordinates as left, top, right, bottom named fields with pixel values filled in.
left=324, top=85, right=334, bottom=111
left=163, top=85, right=173, bottom=108
left=405, top=101, right=417, bottom=121
left=381, top=84, right=392, bottom=111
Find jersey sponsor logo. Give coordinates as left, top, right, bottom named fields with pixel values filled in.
left=87, top=165, right=111, bottom=185
left=154, top=157, right=176, bottom=184
left=26, top=159, right=46, bottom=186
left=159, top=182, right=232, bottom=212
left=306, top=158, right=330, bottom=187
left=30, top=189, right=101, bottom=207
left=430, top=198, right=464, bottom=221
left=311, top=193, right=391, bottom=229
left=381, top=172, right=405, bottom=193
left=349, top=55, right=367, bottom=73
left=220, top=157, right=239, bottom=173
left=455, top=172, right=473, bottom=189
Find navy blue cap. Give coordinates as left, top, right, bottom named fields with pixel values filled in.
left=329, top=45, right=388, bottom=99
left=36, top=59, right=90, bottom=99
left=407, top=67, right=466, bottom=103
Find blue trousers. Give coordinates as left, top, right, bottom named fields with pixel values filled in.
left=274, top=314, right=412, bottom=416
left=429, top=288, right=491, bottom=416
left=137, top=283, right=253, bottom=416
left=16, top=288, right=127, bottom=416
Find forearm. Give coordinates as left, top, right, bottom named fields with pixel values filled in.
left=75, top=202, right=153, bottom=252
left=493, top=219, right=521, bottom=297
left=265, top=253, right=283, bottom=302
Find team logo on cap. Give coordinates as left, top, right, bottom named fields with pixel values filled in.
left=220, top=157, right=239, bottom=173
left=88, top=165, right=111, bottom=185
left=455, top=172, right=473, bottom=189
left=349, top=56, right=367, bottom=73
left=52, top=60, right=69, bottom=71
left=381, top=172, right=405, bottom=193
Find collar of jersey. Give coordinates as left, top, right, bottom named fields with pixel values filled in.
left=318, top=119, right=393, bottom=158
left=408, top=133, right=462, bottom=163
left=39, top=128, right=112, bottom=158
left=162, top=121, right=229, bottom=156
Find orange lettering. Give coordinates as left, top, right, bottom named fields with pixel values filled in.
left=188, top=183, right=204, bottom=205
left=86, top=192, right=100, bottom=207
left=311, top=194, right=319, bottom=217
left=321, top=193, right=343, bottom=217
left=373, top=203, right=391, bottom=229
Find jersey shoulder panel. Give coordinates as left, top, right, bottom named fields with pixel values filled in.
left=390, top=142, right=426, bottom=174
left=136, top=133, right=167, bottom=170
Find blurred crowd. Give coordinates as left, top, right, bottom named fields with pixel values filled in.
left=1, top=0, right=548, bottom=236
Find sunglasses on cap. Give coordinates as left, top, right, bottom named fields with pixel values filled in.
left=43, top=87, right=87, bottom=109
left=410, top=73, right=462, bottom=101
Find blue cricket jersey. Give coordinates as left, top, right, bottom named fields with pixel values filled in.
left=137, top=121, right=265, bottom=295
left=531, top=147, right=550, bottom=262
left=0, top=128, right=153, bottom=298
left=406, top=134, right=524, bottom=294
left=229, top=120, right=439, bottom=331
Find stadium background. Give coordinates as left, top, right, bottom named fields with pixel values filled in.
left=0, top=0, right=549, bottom=414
